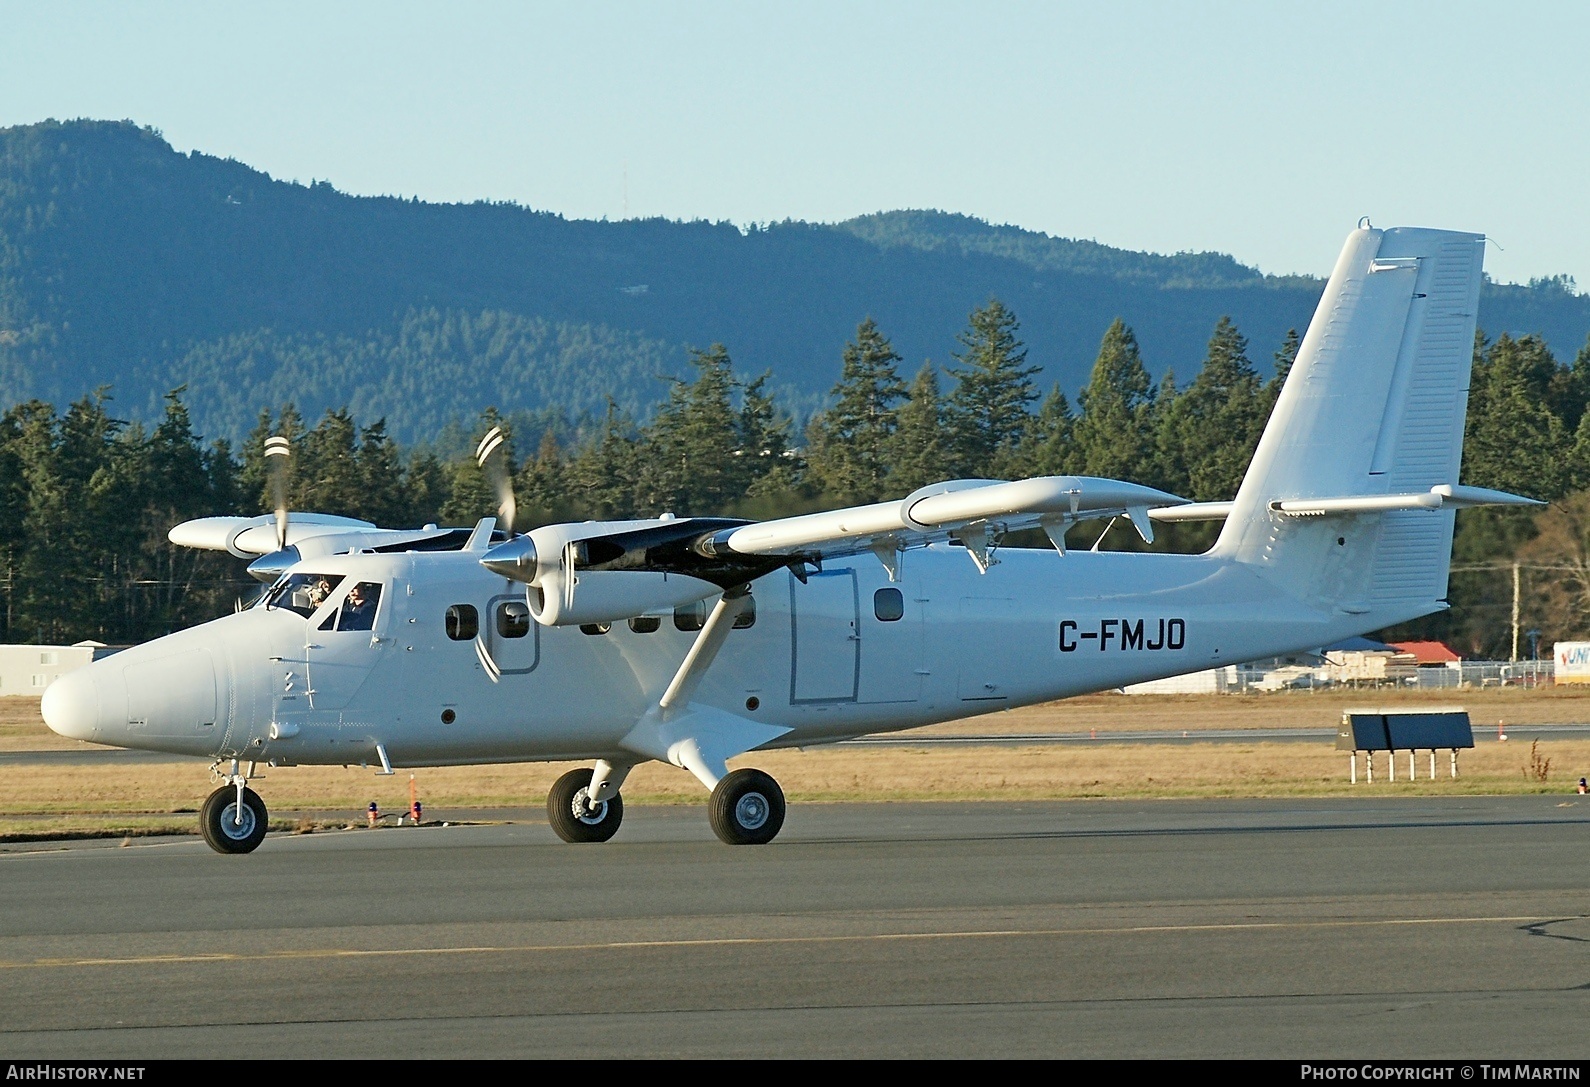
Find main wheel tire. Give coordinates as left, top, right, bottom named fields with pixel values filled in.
left=708, top=768, right=785, bottom=845
left=200, top=785, right=268, bottom=854
left=547, top=768, right=624, bottom=843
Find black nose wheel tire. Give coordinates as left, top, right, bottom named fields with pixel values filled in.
left=547, top=768, right=625, bottom=843
left=200, top=785, right=269, bottom=854
left=709, top=768, right=785, bottom=845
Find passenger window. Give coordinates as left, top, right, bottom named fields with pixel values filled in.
left=732, top=595, right=756, bottom=629
left=874, top=587, right=904, bottom=622
left=496, top=600, right=530, bottom=639
left=445, top=604, right=478, bottom=641
left=628, top=616, right=661, bottom=634
left=580, top=623, right=611, bottom=636
left=674, top=601, right=705, bottom=632
left=336, top=582, right=383, bottom=632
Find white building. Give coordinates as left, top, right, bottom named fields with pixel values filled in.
left=0, top=642, right=119, bottom=696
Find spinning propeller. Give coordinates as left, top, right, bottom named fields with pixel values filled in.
left=265, top=435, right=291, bottom=551
left=475, top=426, right=517, bottom=535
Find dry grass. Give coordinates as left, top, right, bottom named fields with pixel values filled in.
left=930, top=685, right=1590, bottom=735
left=4, top=691, right=1589, bottom=841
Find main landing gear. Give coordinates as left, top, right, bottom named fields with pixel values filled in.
left=548, top=763, right=786, bottom=845
left=201, top=762, right=268, bottom=854
left=708, top=769, right=785, bottom=845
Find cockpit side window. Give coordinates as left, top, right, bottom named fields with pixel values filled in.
left=335, top=582, right=384, bottom=631
left=265, top=573, right=347, bottom=619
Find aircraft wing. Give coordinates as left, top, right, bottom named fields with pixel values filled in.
left=696, top=475, right=1188, bottom=575
left=481, top=475, right=1191, bottom=602
left=169, top=514, right=380, bottom=556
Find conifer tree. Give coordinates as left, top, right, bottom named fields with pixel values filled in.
left=1265, top=328, right=1300, bottom=413
left=516, top=429, right=572, bottom=527
left=1158, top=317, right=1265, bottom=501
left=1072, top=319, right=1157, bottom=484
left=569, top=401, right=641, bottom=518
left=1468, top=334, right=1571, bottom=498
left=888, top=364, right=951, bottom=492
left=642, top=344, right=742, bottom=514
left=943, top=300, right=1040, bottom=477
left=805, top=318, right=908, bottom=502
left=736, top=373, right=796, bottom=498
left=1022, top=385, right=1078, bottom=477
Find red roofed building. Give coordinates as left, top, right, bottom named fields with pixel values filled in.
left=1387, top=640, right=1461, bottom=665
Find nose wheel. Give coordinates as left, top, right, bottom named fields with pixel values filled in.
left=200, top=783, right=269, bottom=854
left=709, top=768, right=785, bottom=845
left=547, top=767, right=625, bottom=843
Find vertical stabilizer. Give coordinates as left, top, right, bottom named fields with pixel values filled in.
left=1215, top=225, right=1486, bottom=624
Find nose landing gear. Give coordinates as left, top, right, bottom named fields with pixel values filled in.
left=547, top=766, right=625, bottom=843
left=201, top=762, right=269, bottom=854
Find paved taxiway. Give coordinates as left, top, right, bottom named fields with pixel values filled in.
left=0, top=797, right=1585, bottom=1058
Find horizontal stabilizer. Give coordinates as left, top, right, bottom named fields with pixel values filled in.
left=1148, top=501, right=1235, bottom=523
left=1270, top=484, right=1542, bottom=517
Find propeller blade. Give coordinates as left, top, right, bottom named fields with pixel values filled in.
left=475, top=426, right=517, bottom=535
left=264, top=435, right=291, bottom=551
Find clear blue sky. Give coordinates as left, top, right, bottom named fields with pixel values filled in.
left=3, top=1, right=1586, bottom=288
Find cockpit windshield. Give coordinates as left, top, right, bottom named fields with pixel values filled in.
left=262, top=573, right=347, bottom=618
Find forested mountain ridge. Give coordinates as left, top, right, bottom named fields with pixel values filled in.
left=4, top=118, right=1587, bottom=444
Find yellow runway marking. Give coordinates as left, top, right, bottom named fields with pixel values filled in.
left=0, top=915, right=1554, bottom=970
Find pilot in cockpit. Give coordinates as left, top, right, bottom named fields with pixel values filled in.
left=336, top=582, right=382, bottom=632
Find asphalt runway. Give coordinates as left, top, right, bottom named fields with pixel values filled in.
left=1, top=798, right=1587, bottom=1059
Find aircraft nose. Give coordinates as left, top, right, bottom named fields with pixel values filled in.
left=41, top=668, right=101, bottom=741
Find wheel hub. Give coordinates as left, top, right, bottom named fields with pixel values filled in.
left=572, top=788, right=608, bottom=826
left=220, top=802, right=256, bottom=840
left=734, top=791, right=769, bottom=830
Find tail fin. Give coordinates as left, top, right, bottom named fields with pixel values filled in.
left=1215, top=225, right=1487, bottom=623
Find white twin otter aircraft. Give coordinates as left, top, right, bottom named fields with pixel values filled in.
left=42, top=225, right=1540, bottom=852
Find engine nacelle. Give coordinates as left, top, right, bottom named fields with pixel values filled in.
left=480, top=518, right=727, bottom=627
left=527, top=569, right=720, bottom=627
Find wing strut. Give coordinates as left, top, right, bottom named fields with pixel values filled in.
left=618, top=585, right=791, bottom=791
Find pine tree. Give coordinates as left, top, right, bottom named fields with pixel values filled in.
left=439, top=411, right=511, bottom=527
left=1468, top=334, right=1571, bottom=498
left=641, top=344, right=742, bottom=514
left=1022, top=385, right=1078, bottom=477
left=1159, top=317, right=1265, bottom=501
left=736, top=372, right=796, bottom=499
left=888, top=364, right=951, bottom=492
left=515, top=429, right=572, bottom=527
left=805, top=318, right=908, bottom=502
left=569, top=401, right=641, bottom=518
left=943, top=299, right=1040, bottom=477
left=1265, top=328, right=1300, bottom=413
left=1072, top=319, right=1157, bottom=484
